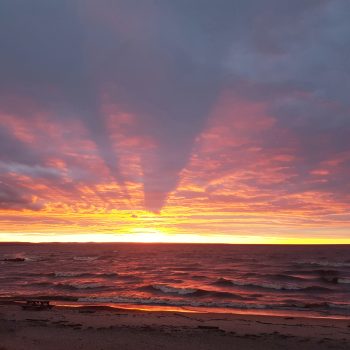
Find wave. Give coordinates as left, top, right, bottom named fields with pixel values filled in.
left=282, top=301, right=350, bottom=312
left=328, top=302, right=350, bottom=310
left=283, top=269, right=345, bottom=284
left=161, top=278, right=184, bottom=284
left=22, top=255, right=44, bottom=262
left=284, top=269, right=339, bottom=276
left=338, top=278, right=350, bottom=284
left=25, top=281, right=52, bottom=287
left=77, top=296, right=269, bottom=309
left=297, top=260, right=350, bottom=268
left=73, top=256, right=98, bottom=261
left=14, top=271, right=123, bottom=280
left=150, top=285, right=197, bottom=295
left=140, top=284, right=245, bottom=299
left=57, top=282, right=108, bottom=290
left=268, top=274, right=308, bottom=282
left=76, top=296, right=350, bottom=315
left=54, top=272, right=118, bottom=279
left=241, top=273, right=309, bottom=282
left=55, top=272, right=90, bottom=278
left=2, top=292, right=345, bottom=316
left=25, top=281, right=110, bottom=290
left=1, top=258, right=26, bottom=262
left=212, top=278, right=332, bottom=292
left=1, top=255, right=41, bottom=262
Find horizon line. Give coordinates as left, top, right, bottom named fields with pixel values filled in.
left=0, top=241, right=349, bottom=245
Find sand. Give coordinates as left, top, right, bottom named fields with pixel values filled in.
left=1, top=303, right=350, bottom=350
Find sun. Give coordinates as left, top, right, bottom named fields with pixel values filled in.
left=128, top=228, right=168, bottom=243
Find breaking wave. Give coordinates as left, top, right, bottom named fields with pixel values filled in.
left=57, top=282, right=108, bottom=290
left=297, top=260, right=350, bottom=268
left=77, top=296, right=273, bottom=309
left=338, top=278, right=350, bottom=284
left=76, top=296, right=350, bottom=315
left=73, top=256, right=98, bottom=261
left=140, top=284, right=246, bottom=299
left=54, top=272, right=118, bottom=279
left=212, top=278, right=332, bottom=292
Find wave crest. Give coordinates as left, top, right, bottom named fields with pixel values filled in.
left=57, top=282, right=108, bottom=290
left=141, top=284, right=245, bottom=299
left=212, top=278, right=332, bottom=292
left=54, top=272, right=118, bottom=279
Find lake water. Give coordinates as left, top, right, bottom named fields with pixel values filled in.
left=1, top=243, right=350, bottom=318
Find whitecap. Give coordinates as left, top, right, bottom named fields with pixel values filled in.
left=152, top=284, right=198, bottom=295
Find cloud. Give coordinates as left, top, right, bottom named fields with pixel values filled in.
left=0, top=181, right=43, bottom=211
left=0, top=0, right=349, bottom=221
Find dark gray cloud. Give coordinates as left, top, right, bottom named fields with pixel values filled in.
left=0, top=181, right=43, bottom=211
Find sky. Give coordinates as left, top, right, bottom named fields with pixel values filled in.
left=0, top=0, right=349, bottom=243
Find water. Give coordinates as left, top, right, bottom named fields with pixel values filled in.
left=1, top=243, right=350, bottom=318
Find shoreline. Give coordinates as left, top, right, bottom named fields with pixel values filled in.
left=2, top=298, right=350, bottom=321
left=56, top=302, right=350, bottom=320
left=1, top=303, right=350, bottom=349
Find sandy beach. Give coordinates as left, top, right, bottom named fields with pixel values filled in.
left=1, top=303, right=350, bottom=350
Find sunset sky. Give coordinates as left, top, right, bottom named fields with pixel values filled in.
left=0, top=0, right=349, bottom=243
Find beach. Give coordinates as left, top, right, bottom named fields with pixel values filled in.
left=1, top=303, right=350, bottom=350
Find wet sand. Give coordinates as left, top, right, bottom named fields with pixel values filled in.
left=1, top=304, right=350, bottom=350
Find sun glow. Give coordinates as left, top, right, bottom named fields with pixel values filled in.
left=1, top=228, right=350, bottom=244
left=128, top=228, right=169, bottom=243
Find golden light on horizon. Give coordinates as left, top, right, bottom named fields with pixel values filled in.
left=1, top=200, right=350, bottom=244
left=1, top=227, right=350, bottom=244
